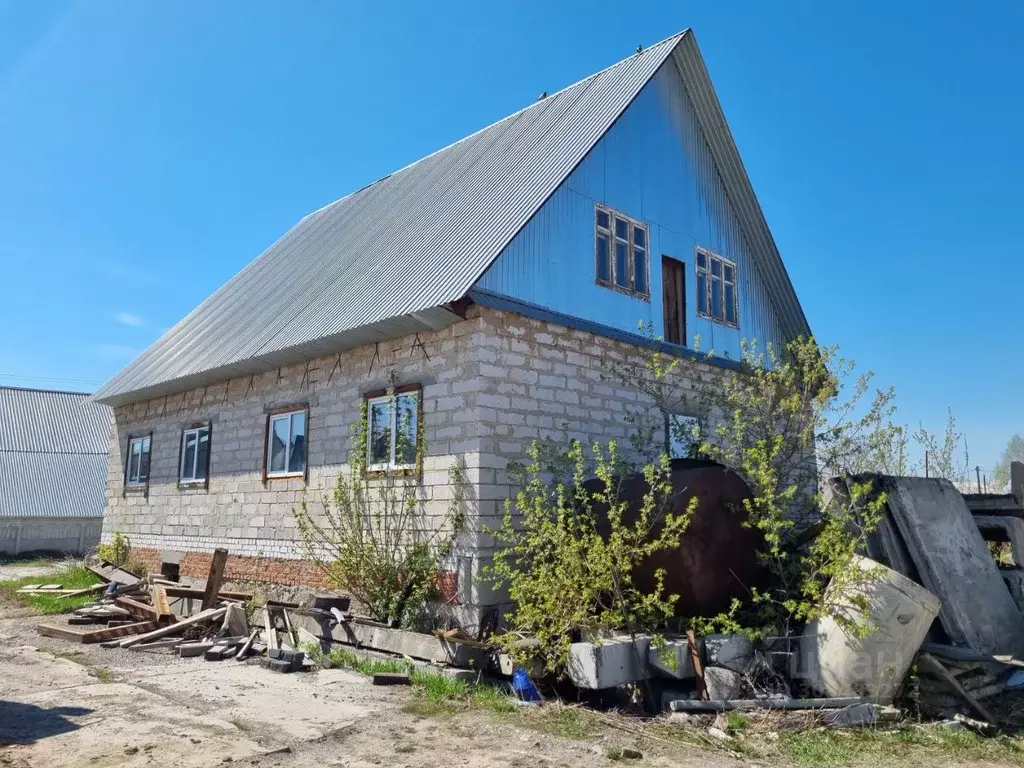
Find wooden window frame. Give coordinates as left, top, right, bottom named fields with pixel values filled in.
left=695, top=246, right=739, bottom=328
left=123, top=431, right=152, bottom=497
left=363, top=383, right=423, bottom=477
left=177, top=422, right=212, bottom=490
left=262, top=403, right=309, bottom=483
left=595, top=204, right=650, bottom=301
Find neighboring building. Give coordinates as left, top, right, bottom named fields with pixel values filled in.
left=92, top=30, right=811, bottom=626
left=0, top=387, right=112, bottom=555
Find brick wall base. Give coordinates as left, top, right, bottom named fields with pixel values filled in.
left=133, top=547, right=328, bottom=588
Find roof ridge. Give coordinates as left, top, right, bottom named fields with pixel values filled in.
left=0, top=385, right=93, bottom=397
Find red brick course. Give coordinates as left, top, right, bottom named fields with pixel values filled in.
left=133, top=547, right=328, bottom=588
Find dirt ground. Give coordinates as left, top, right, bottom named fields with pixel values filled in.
left=0, top=589, right=736, bottom=768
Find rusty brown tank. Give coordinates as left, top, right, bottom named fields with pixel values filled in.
left=585, top=458, right=763, bottom=618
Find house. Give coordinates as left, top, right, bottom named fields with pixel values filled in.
left=92, top=30, right=810, bottom=627
left=0, top=387, right=112, bottom=555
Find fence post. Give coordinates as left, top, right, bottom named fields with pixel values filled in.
left=1012, top=461, right=1024, bottom=505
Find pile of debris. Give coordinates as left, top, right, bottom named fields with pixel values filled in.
left=34, top=550, right=312, bottom=673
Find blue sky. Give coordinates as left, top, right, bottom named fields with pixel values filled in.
left=0, top=1, right=1020, bottom=470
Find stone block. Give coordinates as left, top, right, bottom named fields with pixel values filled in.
left=566, top=636, right=650, bottom=690
left=648, top=636, right=702, bottom=680
left=705, top=634, right=755, bottom=673
left=703, top=666, right=742, bottom=700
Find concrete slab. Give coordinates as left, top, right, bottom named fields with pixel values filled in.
left=704, top=634, right=754, bottom=673
left=566, top=635, right=650, bottom=690
left=703, top=667, right=742, bottom=700
left=880, top=476, right=1024, bottom=656
left=291, top=611, right=490, bottom=667
left=649, top=636, right=700, bottom=680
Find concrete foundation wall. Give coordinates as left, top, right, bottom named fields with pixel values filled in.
left=0, top=516, right=102, bottom=555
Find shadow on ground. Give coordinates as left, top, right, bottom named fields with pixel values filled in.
left=0, top=701, right=92, bottom=745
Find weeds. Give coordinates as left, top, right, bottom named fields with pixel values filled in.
left=90, top=666, right=116, bottom=683
left=38, top=647, right=88, bottom=665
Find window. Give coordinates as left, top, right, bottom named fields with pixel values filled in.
left=265, top=409, right=307, bottom=478
left=125, top=435, right=151, bottom=487
left=695, top=248, right=738, bottom=327
left=595, top=205, right=649, bottom=298
left=668, top=414, right=701, bottom=460
left=179, top=425, right=211, bottom=484
left=366, top=389, right=420, bottom=471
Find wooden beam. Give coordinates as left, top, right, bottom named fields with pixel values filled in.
left=150, top=585, right=172, bottom=618
left=120, top=607, right=226, bottom=648
left=114, top=596, right=159, bottom=621
left=236, top=628, right=260, bottom=660
left=264, top=609, right=278, bottom=651
left=37, top=619, right=157, bottom=645
left=200, top=549, right=229, bottom=611
left=687, top=629, right=708, bottom=701
left=918, top=652, right=998, bottom=725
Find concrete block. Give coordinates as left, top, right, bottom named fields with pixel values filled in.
left=178, top=642, right=215, bottom=658
left=649, top=636, right=702, bottom=680
left=263, top=658, right=295, bottom=674
left=566, top=636, right=650, bottom=690
left=705, top=634, right=755, bottom=673
left=822, top=703, right=901, bottom=727
left=703, top=667, right=742, bottom=701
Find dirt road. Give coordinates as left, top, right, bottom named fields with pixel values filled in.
left=0, top=594, right=732, bottom=768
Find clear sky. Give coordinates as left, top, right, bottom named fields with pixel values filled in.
left=0, top=1, right=1020, bottom=471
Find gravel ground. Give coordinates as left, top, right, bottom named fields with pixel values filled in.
left=0, top=579, right=735, bottom=768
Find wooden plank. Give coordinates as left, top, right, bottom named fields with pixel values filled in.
left=132, top=637, right=187, bottom=651
left=918, top=652, right=997, bottom=725
left=200, top=549, right=229, bottom=611
left=81, top=620, right=157, bottom=644
left=687, top=629, right=708, bottom=701
left=150, top=585, right=172, bottom=617
left=264, top=609, right=278, bottom=651
left=114, top=596, right=159, bottom=621
left=36, top=624, right=88, bottom=643
left=880, top=476, right=1024, bottom=656
left=280, top=607, right=296, bottom=647
left=62, top=583, right=108, bottom=598
left=120, top=607, right=226, bottom=648
left=88, top=562, right=141, bottom=586
left=236, top=628, right=260, bottom=660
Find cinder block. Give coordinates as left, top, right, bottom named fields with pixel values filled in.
left=649, top=636, right=703, bottom=680
left=566, top=636, right=650, bottom=690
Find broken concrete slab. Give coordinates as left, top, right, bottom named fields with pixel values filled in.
left=220, top=603, right=249, bottom=638
left=704, top=634, right=754, bottom=674
left=291, top=611, right=490, bottom=668
left=879, top=476, right=1024, bottom=657
left=803, top=556, right=940, bottom=704
left=703, top=666, right=742, bottom=701
left=566, top=636, right=650, bottom=690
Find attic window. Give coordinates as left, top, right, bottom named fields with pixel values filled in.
left=596, top=205, right=649, bottom=299
left=696, top=248, right=738, bottom=327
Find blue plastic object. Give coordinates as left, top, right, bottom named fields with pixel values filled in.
left=511, top=667, right=541, bottom=702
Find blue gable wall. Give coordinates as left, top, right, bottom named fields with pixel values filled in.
left=475, top=62, right=787, bottom=359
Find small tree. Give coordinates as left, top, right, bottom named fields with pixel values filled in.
left=487, top=439, right=697, bottom=674
left=993, top=434, right=1024, bottom=492
left=294, top=398, right=465, bottom=628
left=913, top=408, right=971, bottom=485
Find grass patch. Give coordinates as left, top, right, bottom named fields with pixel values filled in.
left=0, top=564, right=103, bottom=614
left=394, top=743, right=415, bottom=754
left=605, top=745, right=624, bottom=761
left=90, top=666, right=116, bottom=683
left=726, top=712, right=749, bottom=733
left=38, top=646, right=88, bottom=665
left=777, top=725, right=1024, bottom=766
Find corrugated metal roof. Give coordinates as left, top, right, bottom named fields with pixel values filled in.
left=92, top=32, right=688, bottom=406
left=0, top=387, right=112, bottom=454
left=0, top=453, right=107, bottom=518
left=0, top=387, right=111, bottom=519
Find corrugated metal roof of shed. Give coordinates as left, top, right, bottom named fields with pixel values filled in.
left=0, top=387, right=112, bottom=455
left=91, top=32, right=688, bottom=406
left=0, top=453, right=107, bottom=518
